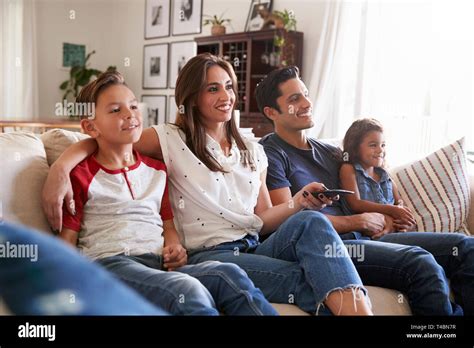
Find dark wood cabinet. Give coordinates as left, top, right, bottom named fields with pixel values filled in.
left=195, top=29, right=303, bottom=137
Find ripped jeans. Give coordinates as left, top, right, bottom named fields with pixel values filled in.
left=188, top=211, right=366, bottom=315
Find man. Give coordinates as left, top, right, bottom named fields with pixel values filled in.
left=256, top=66, right=474, bottom=315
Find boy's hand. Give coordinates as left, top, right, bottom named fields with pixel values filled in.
left=162, top=244, right=187, bottom=271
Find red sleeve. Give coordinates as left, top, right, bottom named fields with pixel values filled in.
left=159, top=177, right=174, bottom=221
left=62, top=158, right=96, bottom=232
left=139, top=153, right=174, bottom=221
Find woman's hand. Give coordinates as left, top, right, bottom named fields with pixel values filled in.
left=293, top=182, right=336, bottom=211
left=42, top=163, right=74, bottom=233
left=162, top=243, right=188, bottom=271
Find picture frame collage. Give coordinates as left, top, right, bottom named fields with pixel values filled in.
left=143, top=0, right=201, bottom=126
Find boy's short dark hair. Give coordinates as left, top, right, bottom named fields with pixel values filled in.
left=76, top=70, right=125, bottom=119
left=254, top=66, right=300, bottom=121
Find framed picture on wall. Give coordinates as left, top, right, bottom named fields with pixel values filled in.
left=142, top=95, right=167, bottom=127
left=245, top=0, right=273, bottom=31
left=62, top=42, right=86, bottom=68
left=145, top=0, right=171, bottom=39
left=143, top=44, right=168, bottom=89
left=168, top=95, right=178, bottom=123
left=171, top=0, right=202, bottom=36
left=169, top=41, right=196, bottom=88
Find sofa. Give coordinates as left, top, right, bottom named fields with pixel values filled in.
left=1, top=129, right=473, bottom=315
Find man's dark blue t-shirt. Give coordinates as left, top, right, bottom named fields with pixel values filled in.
left=259, top=133, right=351, bottom=216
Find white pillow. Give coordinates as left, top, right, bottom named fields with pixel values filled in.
left=40, top=128, right=89, bottom=166
left=390, top=138, right=471, bottom=235
left=0, top=132, right=50, bottom=233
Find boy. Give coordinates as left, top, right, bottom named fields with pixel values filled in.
left=60, top=71, right=276, bottom=316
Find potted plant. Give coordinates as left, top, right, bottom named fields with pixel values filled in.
left=272, top=9, right=297, bottom=32
left=60, top=50, right=116, bottom=102
left=272, top=9, right=297, bottom=67
left=203, top=13, right=231, bottom=36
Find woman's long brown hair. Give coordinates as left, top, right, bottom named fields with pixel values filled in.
left=174, top=53, right=256, bottom=172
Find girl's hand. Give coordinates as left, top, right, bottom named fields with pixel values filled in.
left=42, top=164, right=74, bottom=233
left=293, top=182, right=336, bottom=211
left=393, top=219, right=417, bottom=232
left=389, top=205, right=416, bottom=226
left=162, top=244, right=187, bottom=271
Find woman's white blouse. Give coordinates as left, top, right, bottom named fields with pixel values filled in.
left=153, top=124, right=268, bottom=250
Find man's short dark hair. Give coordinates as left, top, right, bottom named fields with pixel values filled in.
left=255, top=66, right=300, bottom=120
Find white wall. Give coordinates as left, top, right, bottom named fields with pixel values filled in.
left=200, top=0, right=327, bottom=81
left=36, top=0, right=326, bottom=119
left=36, top=0, right=145, bottom=119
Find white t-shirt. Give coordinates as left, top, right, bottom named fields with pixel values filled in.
left=63, top=152, right=173, bottom=260
left=154, top=124, right=268, bottom=250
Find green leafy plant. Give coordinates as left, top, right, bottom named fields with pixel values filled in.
left=273, top=9, right=297, bottom=31
left=273, top=35, right=285, bottom=48
left=60, top=50, right=116, bottom=101
left=272, top=9, right=298, bottom=67
left=203, top=13, right=231, bottom=26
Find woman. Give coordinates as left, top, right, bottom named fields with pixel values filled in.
left=42, top=53, right=372, bottom=315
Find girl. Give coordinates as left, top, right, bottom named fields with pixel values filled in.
left=339, top=118, right=416, bottom=237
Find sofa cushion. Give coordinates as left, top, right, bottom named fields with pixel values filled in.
left=0, top=132, right=50, bottom=233
left=40, top=128, right=89, bottom=166
left=271, top=303, right=309, bottom=315
left=0, top=298, right=12, bottom=315
left=270, top=286, right=411, bottom=315
left=366, top=286, right=411, bottom=315
left=390, top=138, right=471, bottom=235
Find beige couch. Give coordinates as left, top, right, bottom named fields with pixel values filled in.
left=1, top=130, right=473, bottom=315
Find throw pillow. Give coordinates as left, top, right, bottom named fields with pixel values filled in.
left=40, top=128, right=89, bottom=166
left=390, top=138, right=471, bottom=235
left=0, top=132, right=50, bottom=233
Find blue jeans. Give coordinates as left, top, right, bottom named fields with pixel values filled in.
left=0, top=222, right=167, bottom=315
left=188, top=211, right=367, bottom=315
left=341, top=238, right=459, bottom=315
left=97, top=253, right=277, bottom=316
left=338, top=231, right=473, bottom=315
left=378, top=232, right=473, bottom=315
